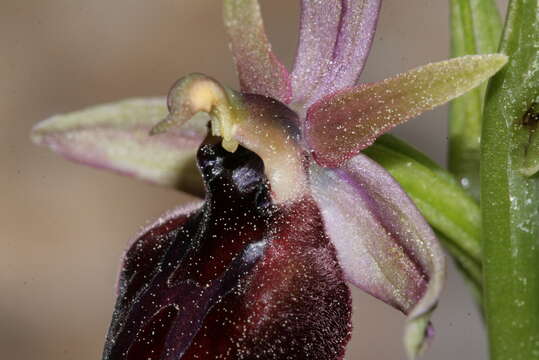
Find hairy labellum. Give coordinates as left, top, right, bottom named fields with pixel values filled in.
left=103, top=143, right=351, bottom=360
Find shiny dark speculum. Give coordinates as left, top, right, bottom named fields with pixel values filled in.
left=103, top=143, right=351, bottom=359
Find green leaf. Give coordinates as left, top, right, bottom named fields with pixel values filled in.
left=469, top=0, right=503, bottom=54
left=437, top=232, right=482, bottom=299
left=448, top=0, right=503, bottom=200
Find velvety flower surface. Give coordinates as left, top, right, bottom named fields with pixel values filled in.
left=104, top=144, right=351, bottom=359
left=31, top=0, right=507, bottom=359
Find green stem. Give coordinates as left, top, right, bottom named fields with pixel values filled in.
left=481, top=0, right=539, bottom=359
left=449, top=0, right=502, bottom=200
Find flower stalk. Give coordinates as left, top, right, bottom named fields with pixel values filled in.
left=480, top=0, right=539, bottom=359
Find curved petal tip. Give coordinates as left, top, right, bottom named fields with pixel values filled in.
left=310, top=154, right=445, bottom=358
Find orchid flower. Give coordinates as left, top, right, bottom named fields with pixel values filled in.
left=31, top=1, right=507, bottom=359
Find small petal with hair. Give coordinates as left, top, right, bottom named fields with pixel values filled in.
left=306, top=54, right=508, bottom=167
left=31, top=98, right=206, bottom=196
left=310, top=154, right=445, bottom=359
left=292, top=0, right=381, bottom=108
left=223, top=0, right=291, bottom=103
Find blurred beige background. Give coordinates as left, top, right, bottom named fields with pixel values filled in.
left=1, top=1, right=508, bottom=359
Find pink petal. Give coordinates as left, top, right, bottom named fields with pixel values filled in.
left=291, top=0, right=381, bottom=108
left=310, top=154, right=445, bottom=358
left=223, top=0, right=292, bottom=103
left=306, top=54, right=508, bottom=167
left=31, top=97, right=206, bottom=195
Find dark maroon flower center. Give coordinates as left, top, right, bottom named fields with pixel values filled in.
left=103, top=142, right=351, bottom=360
left=104, top=144, right=273, bottom=359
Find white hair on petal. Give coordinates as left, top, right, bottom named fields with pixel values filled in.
left=128, top=201, right=204, bottom=249
left=114, top=201, right=204, bottom=295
